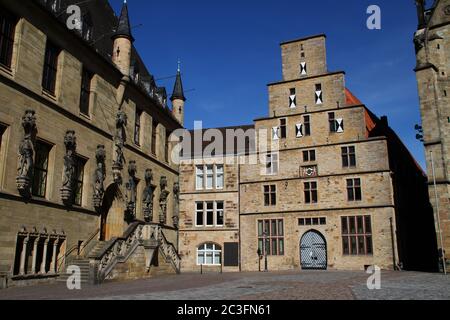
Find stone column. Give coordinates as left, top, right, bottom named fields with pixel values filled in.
left=40, top=238, right=49, bottom=274
left=31, top=236, right=39, bottom=274
left=19, top=236, right=29, bottom=276
left=50, top=238, right=59, bottom=274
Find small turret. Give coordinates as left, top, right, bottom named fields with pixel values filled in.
left=112, top=0, right=134, bottom=77
left=415, top=0, right=427, bottom=29
left=171, top=61, right=186, bottom=126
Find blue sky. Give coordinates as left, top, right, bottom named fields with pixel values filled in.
left=111, top=0, right=425, bottom=168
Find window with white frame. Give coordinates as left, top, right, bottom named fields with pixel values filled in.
left=197, top=243, right=222, bottom=266
left=195, top=164, right=224, bottom=190
left=265, top=153, right=279, bottom=175
left=195, top=201, right=224, bottom=227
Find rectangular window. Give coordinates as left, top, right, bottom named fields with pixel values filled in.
left=304, top=181, right=318, bottom=204
left=280, top=118, right=287, bottom=139
left=264, top=185, right=276, bottom=206
left=164, top=130, right=170, bottom=163
left=347, top=178, right=362, bottom=201
left=42, top=41, right=60, bottom=94
left=79, top=69, right=92, bottom=116
left=289, top=88, right=296, bottom=108
left=196, top=202, right=204, bottom=226
left=151, top=120, right=158, bottom=155
left=341, top=216, right=373, bottom=255
left=206, top=165, right=214, bottom=189
left=195, top=201, right=225, bottom=227
left=73, top=156, right=86, bottom=206
left=303, top=150, right=316, bottom=162
left=32, top=140, right=51, bottom=198
left=134, top=108, right=142, bottom=146
left=216, top=165, right=224, bottom=189
left=329, top=112, right=337, bottom=132
left=258, top=219, right=284, bottom=256
left=196, top=165, right=204, bottom=190
left=0, top=124, right=6, bottom=150
left=303, top=115, right=311, bottom=136
left=342, top=146, right=356, bottom=168
left=299, top=217, right=327, bottom=226
left=265, top=153, right=279, bottom=175
left=0, top=9, right=16, bottom=69
left=216, top=201, right=224, bottom=226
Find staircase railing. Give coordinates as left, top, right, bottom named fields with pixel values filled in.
left=159, top=228, right=181, bottom=273
left=91, top=222, right=145, bottom=283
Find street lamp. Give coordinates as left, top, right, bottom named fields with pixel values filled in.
left=415, top=124, right=447, bottom=275
left=263, top=231, right=268, bottom=272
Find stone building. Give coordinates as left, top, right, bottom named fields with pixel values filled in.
left=179, top=34, right=438, bottom=273
left=414, top=0, right=450, bottom=267
left=0, top=0, right=184, bottom=288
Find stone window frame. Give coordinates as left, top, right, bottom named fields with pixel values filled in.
left=303, top=115, right=311, bottom=136
left=342, top=146, right=357, bottom=168
left=195, top=201, right=224, bottom=228
left=299, top=217, right=327, bottom=226
left=42, top=40, right=61, bottom=95
left=151, top=119, right=158, bottom=156
left=257, top=219, right=285, bottom=256
left=0, top=122, right=9, bottom=189
left=279, top=118, right=287, bottom=139
left=265, top=152, right=279, bottom=176
left=197, top=243, right=222, bottom=266
left=304, top=181, right=318, bottom=204
left=263, top=184, right=277, bottom=207
left=134, top=107, right=143, bottom=146
left=73, top=154, right=87, bottom=207
left=195, top=164, right=224, bottom=191
left=32, top=139, right=53, bottom=199
left=346, top=178, right=362, bottom=202
left=341, top=215, right=373, bottom=256
left=0, top=7, right=17, bottom=70
left=302, top=149, right=316, bottom=162
left=79, top=68, right=93, bottom=117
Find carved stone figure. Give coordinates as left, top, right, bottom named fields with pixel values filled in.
left=60, top=131, right=77, bottom=205
left=125, top=161, right=137, bottom=222
left=16, top=110, right=37, bottom=197
left=159, top=176, right=170, bottom=225
left=113, top=110, right=127, bottom=184
left=93, top=145, right=106, bottom=210
left=142, top=169, right=155, bottom=223
left=172, top=182, right=180, bottom=229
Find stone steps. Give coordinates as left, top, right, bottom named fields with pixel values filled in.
left=57, top=259, right=91, bottom=283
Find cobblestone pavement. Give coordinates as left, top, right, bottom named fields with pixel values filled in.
left=0, top=271, right=449, bottom=300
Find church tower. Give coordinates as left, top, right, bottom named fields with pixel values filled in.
left=171, top=62, right=186, bottom=126
left=414, top=0, right=450, bottom=266
left=112, top=0, right=134, bottom=77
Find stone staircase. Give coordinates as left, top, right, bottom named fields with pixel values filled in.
left=58, top=223, right=181, bottom=285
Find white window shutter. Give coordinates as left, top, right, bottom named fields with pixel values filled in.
left=315, top=90, right=323, bottom=105
left=272, top=127, right=280, bottom=140
left=300, top=62, right=307, bottom=75
left=336, top=119, right=344, bottom=133
left=296, top=123, right=304, bottom=138
left=289, top=94, right=297, bottom=109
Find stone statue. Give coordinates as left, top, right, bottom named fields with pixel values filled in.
left=61, top=131, right=77, bottom=205
left=172, top=182, right=180, bottom=229
left=113, top=110, right=127, bottom=184
left=16, top=110, right=37, bottom=197
left=125, top=161, right=137, bottom=222
left=93, top=145, right=106, bottom=210
left=142, top=169, right=155, bottom=223
left=159, top=176, right=170, bottom=225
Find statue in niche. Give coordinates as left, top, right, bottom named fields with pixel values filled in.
left=159, top=176, right=170, bottom=225
left=16, top=110, right=37, bottom=197
left=172, top=182, right=180, bottom=229
left=125, top=161, right=137, bottom=222
left=61, top=131, right=77, bottom=205
left=142, top=169, right=155, bottom=223
left=93, top=145, right=106, bottom=210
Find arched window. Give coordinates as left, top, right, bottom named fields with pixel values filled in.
left=197, top=243, right=221, bottom=266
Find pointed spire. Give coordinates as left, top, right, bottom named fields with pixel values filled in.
left=171, top=60, right=186, bottom=102
left=112, top=0, right=134, bottom=42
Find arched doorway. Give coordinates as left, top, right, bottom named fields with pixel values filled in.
left=100, top=183, right=126, bottom=241
left=300, top=230, right=327, bottom=270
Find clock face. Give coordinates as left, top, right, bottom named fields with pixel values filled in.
left=303, top=166, right=317, bottom=177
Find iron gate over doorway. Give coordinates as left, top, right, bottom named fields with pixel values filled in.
left=300, top=230, right=327, bottom=270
